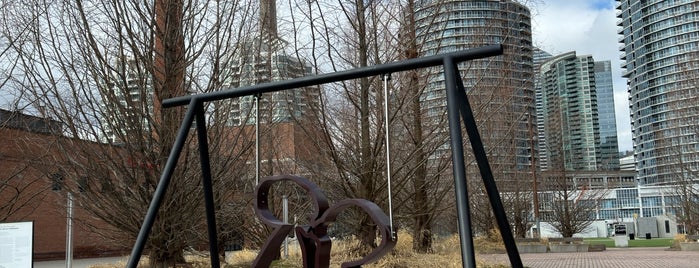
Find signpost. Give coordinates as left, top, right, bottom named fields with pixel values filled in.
left=613, top=224, right=629, bottom=247
left=0, top=221, right=34, bottom=268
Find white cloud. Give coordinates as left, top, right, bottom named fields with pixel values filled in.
left=530, top=0, right=633, bottom=152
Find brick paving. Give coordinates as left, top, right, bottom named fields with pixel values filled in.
left=34, top=248, right=699, bottom=268
left=480, top=247, right=699, bottom=268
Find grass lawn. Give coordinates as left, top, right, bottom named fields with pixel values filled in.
left=584, top=237, right=674, bottom=247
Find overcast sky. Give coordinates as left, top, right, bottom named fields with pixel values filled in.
left=528, top=0, right=633, bottom=152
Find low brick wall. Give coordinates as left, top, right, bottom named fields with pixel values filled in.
left=548, top=237, right=584, bottom=244
left=547, top=237, right=588, bottom=253
left=514, top=238, right=548, bottom=253
left=549, top=243, right=589, bottom=253
left=517, top=244, right=548, bottom=253
left=680, top=242, right=699, bottom=251
left=588, top=244, right=606, bottom=252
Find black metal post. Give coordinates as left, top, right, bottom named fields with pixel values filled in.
left=443, top=56, right=476, bottom=268
left=127, top=98, right=199, bottom=268
left=195, top=104, right=221, bottom=268
left=450, top=62, right=523, bottom=267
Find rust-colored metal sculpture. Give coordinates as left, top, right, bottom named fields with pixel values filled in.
left=253, top=175, right=396, bottom=268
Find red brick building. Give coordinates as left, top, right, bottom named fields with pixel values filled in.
left=1, top=108, right=326, bottom=260
left=1, top=109, right=122, bottom=260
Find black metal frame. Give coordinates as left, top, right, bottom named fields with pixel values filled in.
left=126, top=44, right=522, bottom=268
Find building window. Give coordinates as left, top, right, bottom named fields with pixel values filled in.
left=79, top=176, right=89, bottom=193
left=51, top=173, right=64, bottom=191
left=642, top=196, right=662, bottom=207
left=617, top=188, right=638, bottom=208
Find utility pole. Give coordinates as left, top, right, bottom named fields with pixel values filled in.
left=66, top=192, right=73, bottom=268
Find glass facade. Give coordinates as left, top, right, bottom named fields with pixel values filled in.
left=534, top=48, right=553, bottom=170
left=617, top=188, right=638, bottom=208
left=415, top=0, right=534, bottom=189
left=538, top=52, right=620, bottom=171
left=572, top=185, right=699, bottom=221
left=617, top=0, right=699, bottom=184
left=221, top=38, right=317, bottom=126
left=595, top=61, right=621, bottom=170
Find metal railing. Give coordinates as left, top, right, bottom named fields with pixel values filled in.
left=126, top=44, right=522, bottom=268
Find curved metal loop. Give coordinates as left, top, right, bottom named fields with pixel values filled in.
left=313, top=199, right=397, bottom=268
left=253, top=175, right=395, bottom=268
left=253, top=175, right=330, bottom=267
left=255, top=175, right=330, bottom=225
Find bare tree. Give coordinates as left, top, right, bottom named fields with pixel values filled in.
left=538, top=170, right=606, bottom=237
left=384, top=0, right=458, bottom=252
left=0, top=1, right=54, bottom=223
left=410, top=0, right=536, bottom=241
left=7, top=0, right=257, bottom=266
left=286, top=0, right=396, bottom=251
left=0, top=111, right=58, bottom=223
left=662, top=50, right=699, bottom=235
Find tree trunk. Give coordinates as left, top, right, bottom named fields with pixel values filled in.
left=402, top=0, right=432, bottom=253
left=356, top=0, right=378, bottom=248
left=150, top=0, right=187, bottom=265
left=409, top=68, right=432, bottom=252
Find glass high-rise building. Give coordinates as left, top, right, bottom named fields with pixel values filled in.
left=220, top=0, right=318, bottom=126
left=617, top=0, right=699, bottom=184
left=101, top=57, right=153, bottom=144
left=595, top=61, right=621, bottom=170
left=534, top=47, right=553, bottom=170
left=538, top=52, right=620, bottom=171
left=221, top=39, right=315, bottom=126
left=415, top=0, right=534, bottom=187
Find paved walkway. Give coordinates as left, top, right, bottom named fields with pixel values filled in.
left=34, top=256, right=127, bottom=268
left=480, top=247, right=699, bottom=268
left=33, top=248, right=699, bottom=268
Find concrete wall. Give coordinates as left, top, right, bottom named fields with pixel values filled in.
left=534, top=220, right=608, bottom=238
left=638, top=217, right=658, bottom=238
left=655, top=216, right=678, bottom=238
left=532, top=217, right=679, bottom=238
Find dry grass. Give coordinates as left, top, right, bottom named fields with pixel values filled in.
left=267, top=230, right=506, bottom=268
left=90, top=231, right=509, bottom=267
left=670, top=233, right=687, bottom=250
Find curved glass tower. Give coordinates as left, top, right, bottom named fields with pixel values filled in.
left=415, top=0, right=534, bottom=188
left=617, top=0, right=699, bottom=185
left=539, top=52, right=620, bottom=172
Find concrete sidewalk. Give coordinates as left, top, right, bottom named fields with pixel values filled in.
left=34, top=256, right=127, bottom=268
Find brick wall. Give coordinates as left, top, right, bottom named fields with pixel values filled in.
left=1, top=125, right=123, bottom=260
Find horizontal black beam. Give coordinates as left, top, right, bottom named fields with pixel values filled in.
left=162, top=44, right=503, bottom=108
